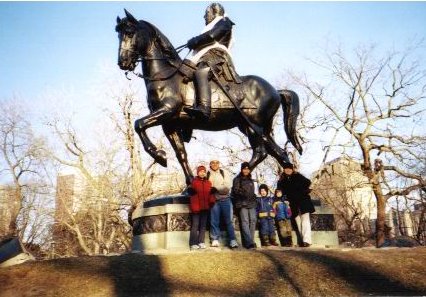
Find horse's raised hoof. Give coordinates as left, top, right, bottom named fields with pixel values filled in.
left=154, top=150, right=167, bottom=167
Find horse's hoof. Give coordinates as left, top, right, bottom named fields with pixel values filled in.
left=154, top=150, right=167, bottom=167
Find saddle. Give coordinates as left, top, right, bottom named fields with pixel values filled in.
left=179, top=58, right=255, bottom=109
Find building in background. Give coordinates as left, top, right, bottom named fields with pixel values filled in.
left=311, top=156, right=377, bottom=244
left=54, top=174, right=86, bottom=224
left=386, top=203, right=425, bottom=244
left=52, top=174, right=86, bottom=256
left=0, top=185, right=20, bottom=239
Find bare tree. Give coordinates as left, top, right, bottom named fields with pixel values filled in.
left=46, top=83, right=183, bottom=256
left=47, top=116, right=132, bottom=255
left=312, top=156, right=377, bottom=246
left=108, top=90, right=158, bottom=207
left=0, top=99, right=51, bottom=245
left=106, top=84, right=185, bottom=228
left=295, top=42, right=426, bottom=247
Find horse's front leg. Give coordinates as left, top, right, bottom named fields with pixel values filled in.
left=134, top=98, right=178, bottom=167
left=163, top=126, right=193, bottom=186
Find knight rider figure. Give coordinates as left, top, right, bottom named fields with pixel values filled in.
left=184, top=2, right=242, bottom=120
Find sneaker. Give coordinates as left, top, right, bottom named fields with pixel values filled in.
left=229, top=240, right=239, bottom=249
left=190, top=245, right=200, bottom=250
left=198, top=243, right=206, bottom=249
left=211, top=240, right=220, bottom=247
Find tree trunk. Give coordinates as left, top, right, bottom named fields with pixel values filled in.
left=375, top=192, right=387, bottom=247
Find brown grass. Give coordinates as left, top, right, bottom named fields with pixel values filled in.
left=1, top=247, right=425, bottom=297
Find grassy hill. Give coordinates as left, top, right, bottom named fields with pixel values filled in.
left=1, top=247, right=425, bottom=297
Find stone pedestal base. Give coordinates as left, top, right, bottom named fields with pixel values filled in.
left=132, top=230, right=338, bottom=252
left=0, top=237, right=34, bottom=267
left=131, top=195, right=339, bottom=252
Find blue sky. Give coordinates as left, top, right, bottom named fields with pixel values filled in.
left=1, top=1, right=426, bottom=178
left=1, top=1, right=426, bottom=100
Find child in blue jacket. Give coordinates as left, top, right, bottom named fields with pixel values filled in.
left=256, top=184, right=279, bottom=246
left=273, top=189, right=293, bottom=246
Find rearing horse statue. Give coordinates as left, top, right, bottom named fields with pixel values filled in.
left=116, top=10, right=302, bottom=185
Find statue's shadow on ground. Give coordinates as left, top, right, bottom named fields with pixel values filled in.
left=106, top=250, right=423, bottom=297
left=109, top=253, right=169, bottom=297
left=260, top=250, right=422, bottom=296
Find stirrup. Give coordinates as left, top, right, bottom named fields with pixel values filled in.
left=184, top=107, right=209, bottom=120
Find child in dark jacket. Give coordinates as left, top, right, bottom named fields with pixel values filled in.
left=256, top=184, right=278, bottom=246
left=273, top=189, right=293, bottom=246
left=188, top=165, right=216, bottom=250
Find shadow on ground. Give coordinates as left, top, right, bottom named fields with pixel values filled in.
left=261, top=249, right=425, bottom=296
left=108, top=254, right=169, bottom=297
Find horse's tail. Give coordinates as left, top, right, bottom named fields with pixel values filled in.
left=278, top=89, right=303, bottom=155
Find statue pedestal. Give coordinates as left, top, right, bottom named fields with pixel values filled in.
left=0, top=237, right=34, bottom=267
left=131, top=196, right=338, bottom=251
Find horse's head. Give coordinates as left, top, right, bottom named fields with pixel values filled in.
left=115, top=10, right=148, bottom=71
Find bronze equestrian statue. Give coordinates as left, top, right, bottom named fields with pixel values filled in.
left=116, top=8, right=303, bottom=186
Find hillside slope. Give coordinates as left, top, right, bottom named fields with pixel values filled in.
left=1, top=248, right=425, bottom=297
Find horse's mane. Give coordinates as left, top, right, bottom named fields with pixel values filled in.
left=139, top=20, right=182, bottom=63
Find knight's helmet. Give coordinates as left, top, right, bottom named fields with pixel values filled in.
left=204, top=2, right=225, bottom=24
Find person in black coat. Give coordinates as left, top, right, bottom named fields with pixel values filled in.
left=277, top=163, right=315, bottom=247
left=231, top=162, right=257, bottom=249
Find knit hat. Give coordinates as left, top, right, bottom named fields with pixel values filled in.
left=241, top=162, right=250, bottom=170
left=283, top=163, right=294, bottom=169
left=259, top=184, right=269, bottom=192
left=197, top=165, right=206, bottom=175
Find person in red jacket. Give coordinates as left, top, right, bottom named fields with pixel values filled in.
left=187, top=165, right=216, bottom=250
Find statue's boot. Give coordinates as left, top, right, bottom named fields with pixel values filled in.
left=184, top=67, right=211, bottom=120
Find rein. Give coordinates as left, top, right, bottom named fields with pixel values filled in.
left=125, top=45, right=190, bottom=82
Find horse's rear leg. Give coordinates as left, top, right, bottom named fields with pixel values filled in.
left=240, top=125, right=268, bottom=170
left=135, top=99, right=178, bottom=167
left=265, top=135, right=290, bottom=166
left=263, top=134, right=291, bottom=166
left=163, top=126, right=193, bottom=186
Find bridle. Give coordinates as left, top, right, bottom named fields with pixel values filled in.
left=119, top=23, right=189, bottom=82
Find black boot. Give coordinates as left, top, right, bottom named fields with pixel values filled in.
left=261, top=235, right=270, bottom=247
left=282, top=236, right=293, bottom=247
left=270, top=234, right=279, bottom=246
left=184, top=67, right=211, bottom=120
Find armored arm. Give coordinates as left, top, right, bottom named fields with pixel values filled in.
left=187, top=17, right=234, bottom=50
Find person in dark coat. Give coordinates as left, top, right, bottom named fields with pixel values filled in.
left=187, top=165, right=216, bottom=250
left=277, top=163, right=315, bottom=247
left=231, top=162, right=257, bottom=249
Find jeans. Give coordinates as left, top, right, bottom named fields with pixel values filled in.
left=189, top=210, right=209, bottom=246
left=259, top=217, right=275, bottom=236
left=210, top=197, right=236, bottom=242
left=239, top=207, right=256, bottom=247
